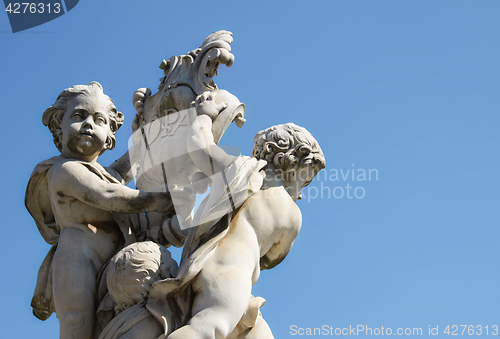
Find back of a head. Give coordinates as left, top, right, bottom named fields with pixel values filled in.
left=252, top=123, right=325, bottom=173
left=106, top=241, right=178, bottom=314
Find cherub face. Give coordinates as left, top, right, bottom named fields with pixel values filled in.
left=59, top=92, right=116, bottom=161
left=284, top=154, right=320, bottom=201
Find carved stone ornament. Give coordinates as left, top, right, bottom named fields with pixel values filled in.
left=27, top=31, right=326, bottom=339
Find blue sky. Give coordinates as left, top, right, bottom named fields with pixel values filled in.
left=1, top=1, right=499, bottom=338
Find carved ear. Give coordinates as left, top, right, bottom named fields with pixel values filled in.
left=49, top=117, right=61, bottom=134
left=105, top=135, right=116, bottom=151
left=42, top=106, right=58, bottom=127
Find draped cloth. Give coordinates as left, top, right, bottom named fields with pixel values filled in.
left=98, top=304, right=160, bottom=339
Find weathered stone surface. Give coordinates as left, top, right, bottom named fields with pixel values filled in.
left=27, top=31, right=325, bottom=339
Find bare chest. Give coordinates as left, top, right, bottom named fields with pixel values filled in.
left=50, top=191, right=119, bottom=233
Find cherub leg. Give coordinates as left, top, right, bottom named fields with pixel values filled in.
left=167, top=256, right=255, bottom=339
left=244, top=314, right=274, bottom=339
left=52, top=228, right=99, bottom=339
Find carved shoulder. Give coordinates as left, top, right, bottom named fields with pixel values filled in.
left=49, top=160, right=83, bottom=187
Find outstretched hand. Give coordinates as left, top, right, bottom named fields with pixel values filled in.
left=192, top=91, right=228, bottom=120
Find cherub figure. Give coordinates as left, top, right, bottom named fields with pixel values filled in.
left=150, top=123, right=325, bottom=339
left=98, top=241, right=178, bottom=339
left=26, top=82, right=182, bottom=339
left=100, top=242, right=272, bottom=339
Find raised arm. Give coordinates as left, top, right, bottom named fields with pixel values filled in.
left=186, top=91, right=238, bottom=177
left=52, top=161, right=171, bottom=214
left=107, top=143, right=140, bottom=185
left=187, top=114, right=236, bottom=177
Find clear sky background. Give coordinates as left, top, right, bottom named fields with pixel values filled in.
left=1, top=1, right=499, bottom=338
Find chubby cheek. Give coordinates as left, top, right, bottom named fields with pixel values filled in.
left=65, top=134, right=82, bottom=153
left=61, top=124, right=79, bottom=143
left=64, top=122, right=80, bottom=134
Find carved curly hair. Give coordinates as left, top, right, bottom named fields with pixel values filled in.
left=42, top=82, right=124, bottom=153
left=106, top=242, right=178, bottom=314
left=252, top=123, right=325, bottom=174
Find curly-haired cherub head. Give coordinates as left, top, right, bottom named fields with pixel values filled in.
left=42, top=82, right=124, bottom=154
left=252, top=123, right=325, bottom=171
left=106, top=241, right=178, bottom=314
left=252, top=123, right=325, bottom=199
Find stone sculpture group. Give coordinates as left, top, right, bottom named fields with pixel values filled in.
left=26, top=31, right=326, bottom=339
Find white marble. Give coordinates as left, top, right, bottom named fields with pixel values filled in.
left=27, top=31, right=326, bottom=339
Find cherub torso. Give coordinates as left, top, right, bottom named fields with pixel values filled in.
left=205, top=185, right=302, bottom=285
left=241, top=186, right=302, bottom=256
left=48, top=161, right=122, bottom=264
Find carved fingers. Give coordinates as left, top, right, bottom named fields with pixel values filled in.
left=192, top=91, right=228, bottom=119
left=132, top=87, right=152, bottom=114
left=131, top=87, right=152, bottom=132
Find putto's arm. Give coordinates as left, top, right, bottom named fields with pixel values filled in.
left=107, top=146, right=140, bottom=185
left=107, top=87, right=149, bottom=185
left=52, top=161, right=171, bottom=214
left=187, top=114, right=236, bottom=176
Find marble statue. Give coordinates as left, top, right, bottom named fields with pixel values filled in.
left=129, top=30, right=250, bottom=247
left=26, top=82, right=190, bottom=339
left=27, top=31, right=326, bottom=339
left=97, top=123, right=325, bottom=339
left=99, top=242, right=273, bottom=339
left=98, top=241, right=179, bottom=339
left=148, top=123, right=325, bottom=339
